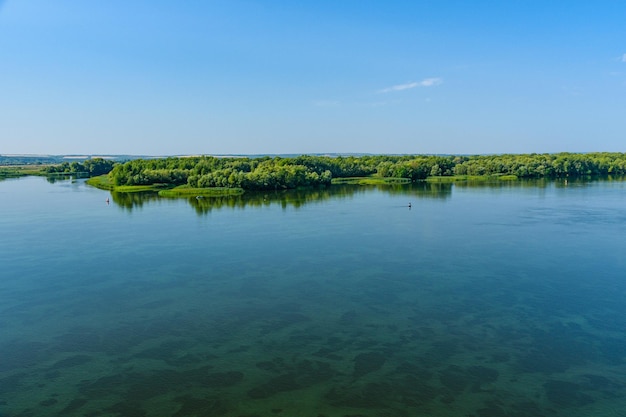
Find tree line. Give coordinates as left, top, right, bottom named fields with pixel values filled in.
left=106, top=152, right=626, bottom=190
left=43, top=158, right=117, bottom=177
left=1, top=155, right=65, bottom=165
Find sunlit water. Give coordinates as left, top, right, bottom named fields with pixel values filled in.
left=1, top=176, right=626, bottom=417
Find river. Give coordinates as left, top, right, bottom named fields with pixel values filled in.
left=1, top=176, right=625, bottom=416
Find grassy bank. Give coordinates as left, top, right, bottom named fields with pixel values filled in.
left=0, top=165, right=47, bottom=178
left=86, top=175, right=167, bottom=192
left=87, top=174, right=169, bottom=193
left=86, top=175, right=244, bottom=197
left=85, top=175, right=115, bottom=190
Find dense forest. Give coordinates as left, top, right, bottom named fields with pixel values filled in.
left=43, top=158, right=117, bottom=177
left=107, top=152, right=626, bottom=190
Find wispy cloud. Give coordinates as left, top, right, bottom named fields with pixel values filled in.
left=622, top=54, right=626, bottom=62
left=379, top=77, right=442, bottom=93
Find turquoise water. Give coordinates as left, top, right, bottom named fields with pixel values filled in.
left=1, top=176, right=626, bottom=417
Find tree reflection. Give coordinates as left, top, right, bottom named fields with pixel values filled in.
left=45, top=173, right=89, bottom=184
left=106, top=176, right=625, bottom=214
left=108, top=183, right=452, bottom=214
left=110, top=191, right=161, bottom=210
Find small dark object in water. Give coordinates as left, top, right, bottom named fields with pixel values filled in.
left=408, top=202, right=412, bottom=209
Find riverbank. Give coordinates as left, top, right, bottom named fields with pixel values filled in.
left=86, top=175, right=244, bottom=197
left=0, top=165, right=47, bottom=179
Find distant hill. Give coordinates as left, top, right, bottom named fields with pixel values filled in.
left=0, top=154, right=148, bottom=165
left=0, top=153, right=378, bottom=166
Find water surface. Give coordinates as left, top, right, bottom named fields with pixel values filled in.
left=1, top=176, right=626, bottom=416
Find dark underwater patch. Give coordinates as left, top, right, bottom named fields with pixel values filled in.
left=38, top=398, right=58, bottom=407
left=517, top=324, right=593, bottom=374
left=438, top=364, right=499, bottom=396
left=50, top=354, right=93, bottom=370
left=312, top=347, right=343, bottom=360
left=173, top=395, right=227, bottom=417
left=544, top=380, right=594, bottom=407
left=0, top=341, right=49, bottom=372
left=475, top=405, right=507, bottom=417
left=353, top=352, right=386, bottom=377
left=79, top=367, right=244, bottom=405
left=0, top=372, right=26, bottom=394
left=248, top=360, right=335, bottom=399
left=439, top=365, right=468, bottom=393
left=104, top=400, right=148, bottom=417
left=59, top=398, right=88, bottom=414
left=132, top=338, right=198, bottom=366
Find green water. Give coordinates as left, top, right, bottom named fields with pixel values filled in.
left=1, top=176, right=626, bottom=417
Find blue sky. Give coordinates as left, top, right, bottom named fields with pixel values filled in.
left=1, top=1, right=625, bottom=155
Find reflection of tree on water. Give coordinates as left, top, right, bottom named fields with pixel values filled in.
left=453, top=178, right=551, bottom=189
left=107, top=176, right=624, bottom=213
left=386, top=182, right=453, bottom=199
left=45, top=173, right=89, bottom=184
left=190, top=187, right=337, bottom=215
left=551, top=175, right=625, bottom=188
left=110, top=191, right=160, bottom=211
left=0, top=171, right=25, bottom=180
left=191, top=184, right=457, bottom=214
left=453, top=176, right=626, bottom=190
left=108, top=183, right=454, bottom=214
